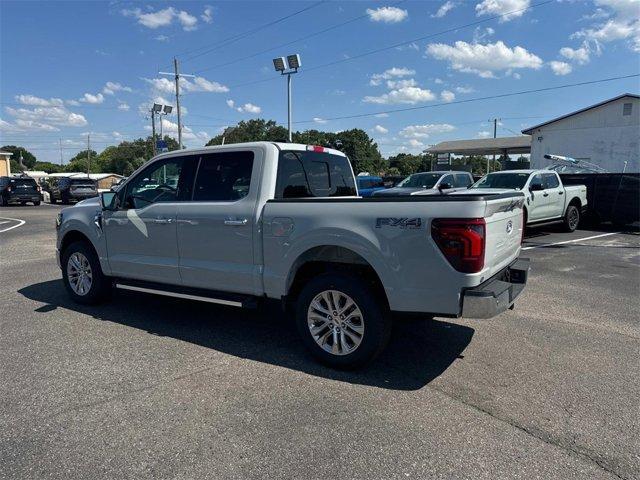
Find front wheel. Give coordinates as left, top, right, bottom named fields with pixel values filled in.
left=295, top=273, right=391, bottom=369
left=563, top=205, right=580, bottom=232
left=62, top=241, right=111, bottom=305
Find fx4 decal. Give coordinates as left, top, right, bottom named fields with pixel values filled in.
left=375, top=217, right=422, bottom=229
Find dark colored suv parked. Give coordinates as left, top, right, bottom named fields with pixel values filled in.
left=0, top=176, right=42, bottom=206
left=45, top=176, right=98, bottom=204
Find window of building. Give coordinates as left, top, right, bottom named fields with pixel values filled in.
left=623, top=103, right=632, bottom=116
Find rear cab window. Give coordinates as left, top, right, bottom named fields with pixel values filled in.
left=454, top=173, right=472, bottom=188
left=193, top=151, right=254, bottom=201
left=275, top=150, right=356, bottom=198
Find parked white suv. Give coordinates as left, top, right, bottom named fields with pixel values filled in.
left=56, top=142, right=529, bottom=368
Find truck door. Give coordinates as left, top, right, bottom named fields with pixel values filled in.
left=542, top=173, right=564, bottom=218
left=103, top=155, right=196, bottom=284
left=177, top=149, right=260, bottom=295
left=527, top=173, right=549, bottom=221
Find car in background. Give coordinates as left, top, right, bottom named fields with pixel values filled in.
left=356, top=175, right=386, bottom=197
left=0, top=176, right=42, bottom=206
left=373, top=171, right=474, bottom=197
left=469, top=169, right=587, bottom=232
left=44, top=176, right=98, bottom=204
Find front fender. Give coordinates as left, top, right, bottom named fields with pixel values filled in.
left=57, top=205, right=110, bottom=275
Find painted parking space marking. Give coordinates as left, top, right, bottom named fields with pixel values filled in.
left=522, top=232, right=620, bottom=251
left=0, top=217, right=26, bottom=233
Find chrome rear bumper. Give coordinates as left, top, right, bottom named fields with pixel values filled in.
left=461, top=257, right=530, bottom=319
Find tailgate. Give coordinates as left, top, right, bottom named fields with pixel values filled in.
left=483, top=194, right=525, bottom=277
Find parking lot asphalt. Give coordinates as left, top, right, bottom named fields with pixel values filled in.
left=1, top=205, right=639, bottom=480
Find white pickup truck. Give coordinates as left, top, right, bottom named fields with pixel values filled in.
left=56, top=142, right=529, bottom=368
left=470, top=169, right=588, bottom=232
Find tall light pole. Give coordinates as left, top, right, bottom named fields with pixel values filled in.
left=273, top=54, right=301, bottom=142
left=159, top=58, right=194, bottom=150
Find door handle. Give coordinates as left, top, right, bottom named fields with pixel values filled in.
left=558, top=191, right=564, bottom=195
left=153, top=218, right=173, bottom=224
left=224, top=218, right=248, bottom=226
left=543, top=193, right=549, bottom=197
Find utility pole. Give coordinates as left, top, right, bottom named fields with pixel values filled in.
left=287, top=73, right=292, bottom=142
left=86, top=134, right=91, bottom=177
left=488, top=118, right=500, bottom=174
left=150, top=107, right=157, bottom=156
left=159, top=58, right=195, bottom=150
left=59, top=138, right=63, bottom=166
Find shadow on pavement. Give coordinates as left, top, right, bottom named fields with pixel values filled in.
left=19, top=279, right=474, bottom=391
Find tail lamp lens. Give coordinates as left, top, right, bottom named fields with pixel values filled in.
left=431, top=218, right=486, bottom=273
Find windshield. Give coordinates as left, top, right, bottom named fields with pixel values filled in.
left=471, top=172, right=531, bottom=190
left=397, top=173, right=441, bottom=189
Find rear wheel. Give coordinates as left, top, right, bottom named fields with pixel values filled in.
left=34, top=200, right=41, bottom=206
left=0, top=195, right=6, bottom=206
left=62, top=241, right=111, bottom=305
left=563, top=205, right=580, bottom=232
left=295, top=273, right=391, bottom=369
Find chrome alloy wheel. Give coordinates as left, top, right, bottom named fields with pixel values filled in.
left=307, top=290, right=364, bottom=356
left=67, top=252, right=93, bottom=296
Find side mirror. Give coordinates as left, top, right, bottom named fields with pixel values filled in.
left=529, top=183, right=544, bottom=192
left=100, top=191, right=117, bottom=210
left=439, top=182, right=453, bottom=190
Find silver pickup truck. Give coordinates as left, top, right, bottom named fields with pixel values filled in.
left=56, top=142, right=529, bottom=368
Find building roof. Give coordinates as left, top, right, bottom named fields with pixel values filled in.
left=522, top=93, right=640, bottom=134
left=423, top=136, right=531, bottom=155
left=0, top=151, right=14, bottom=156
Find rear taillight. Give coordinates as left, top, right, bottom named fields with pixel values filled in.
left=36, top=185, right=41, bottom=192
left=431, top=218, right=486, bottom=273
left=6, top=186, right=11, bottom=192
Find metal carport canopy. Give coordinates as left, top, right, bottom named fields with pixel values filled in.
left=423, top=136, right=532, bottom=156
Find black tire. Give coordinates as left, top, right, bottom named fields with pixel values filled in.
left=49, top=195, right=56, bottom=204
left=61, top=240, right=111, bottom=305
left=563, top=204, right=580, bottom=232
left=0, top=195, right=6, bottom=206
left=295, top=273, right=391, bottom=369
left=61, top=193, right=70, bottom=205
left=34, top=201, right=41, bottom=206
left=20, top=201, right=27, bottom=206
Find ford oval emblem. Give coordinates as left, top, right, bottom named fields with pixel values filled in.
left=506, top=220, right=513, bottom=234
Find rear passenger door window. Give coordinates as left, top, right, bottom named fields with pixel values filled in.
left=193, top=151, right=254, bottom=202
left=454, top=174, right=472, bottom=188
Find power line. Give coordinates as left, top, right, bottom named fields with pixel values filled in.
left=291, top=73, right=640, bottom=124
left=177, top=1, right=327, bottom=65
left=221, top=0, right=555, bottom=91
left=193, top=0, right=408, bottom=75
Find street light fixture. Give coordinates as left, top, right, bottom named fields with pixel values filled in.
left=150, top=103, right=174, bottom=155
left=272, top=53, right=301, bottom=142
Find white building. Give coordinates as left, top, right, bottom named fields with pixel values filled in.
left=522, top=93, right=639, bottom=173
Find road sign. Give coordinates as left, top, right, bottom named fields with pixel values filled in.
left=437, top=153, right=450, bottom=165
left=156, top=140, right=168, bottom=153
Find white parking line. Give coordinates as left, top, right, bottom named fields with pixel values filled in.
left=522, top=232, right=620, bottom=250
left=0, top=217, right=26, bottom=233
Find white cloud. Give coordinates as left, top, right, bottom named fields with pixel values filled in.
left=373, top=125, right=389, bottom=134
left=440, top=90, right=456, bottom=102
left=386, top=78, right=418, bottom=89
left=226, top=99, right=235, bottom=108
left=571, top=0, right=640, bottom=53
left=239, top=103, right=261, bottom=114
left=426, top=40, right=543, bottom=78
left=144, top=76, right=228, bottom=94
left=201, top=6, right=213, bottom=23
left=473, top=26, right=495, bottom=43
left=559, top=46, right=591, bottom=64
left=5, top=105, right=87, bottom=127
left=122, top=6, right=200, bottom=31
left=15, top=95, right=64, bottom=107
left=408, top=139, right=424, bottom=147
left=1, top=119, right=59, bottom=132
left=146, top=118, right=209, bottom=142
left=364, top=86, right=436, bottom=104
left=366, top=6, right=408, bottom=23
left=434, top=78, right=444, bottom=84
left=79, top=93, right=105, bottom=104
left=477, top=130, right=491, bottom=138
left=549, top=61, right=573, bottom=76
left=400, top=124, right=456, bottom=138
left=370, top=67, right=415, bottom=86
left=118, top=103, right=130, bottom=111
left=66, top=99, right=81, bottom=106
left=313, top=117, right=328, bottom=124
left=155, top=35, right=170, bottom=42
left=103, top=82, right=132, bottom=95
left=375, top=113, right=389, bottom=118
left=475, top=0, right=531, bottom=22
left=432, top=1, right=457, bottom=18
left=455, top=85, right=474, bottom=93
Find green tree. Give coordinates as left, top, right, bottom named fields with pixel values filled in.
left=206, top=119, right=288, bottom=145
left=95, top=135, right=179, bottom=176
left=388, top=153, right=424, bottom=176
left=1, top=145, right=37, bottom=169
left=33, top=161, right=64, bottom=173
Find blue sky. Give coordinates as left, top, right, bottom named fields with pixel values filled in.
left=1, top=0, right=638, bottom=163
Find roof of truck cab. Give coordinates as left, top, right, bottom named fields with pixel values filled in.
left=153, top=142, right=347, bottom=159
left=487, top=169, right=536, bottom=174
